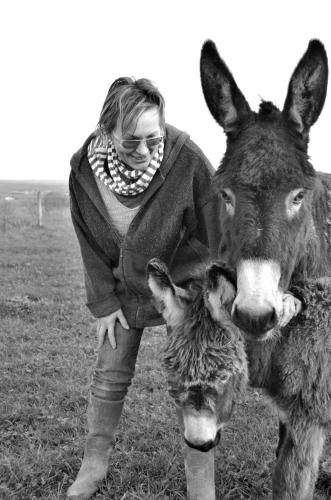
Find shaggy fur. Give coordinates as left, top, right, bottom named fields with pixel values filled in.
left=245, top=277, right=331, bottom=499
left=213, top=101, right=331, bottom=287
left=164, top=279, right=248, bottom=417
left=147, top=259, right=248, bottom=428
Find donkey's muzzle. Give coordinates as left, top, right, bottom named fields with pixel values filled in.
left=184, top=430, right=221, bottom=452
left=232, top=304, right=277, bottom=337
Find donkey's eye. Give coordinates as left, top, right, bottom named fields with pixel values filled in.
left=286, top=188, right=306, bottom=219
left=292, top=190, right=305, bottom=204
left=220, top=190, right=232, bottom=204
left=220, top=188, right=235, bottom=217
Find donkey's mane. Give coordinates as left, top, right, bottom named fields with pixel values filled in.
left=258, top=100, right=280, bottom=117
left=297, top=175, right=331, bottom=279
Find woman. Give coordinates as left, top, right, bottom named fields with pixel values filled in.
left=67, top=77, right=222, bottom=499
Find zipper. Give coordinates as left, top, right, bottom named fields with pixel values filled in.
left=119, top=247, right=139, bottom=297
left=168, top=227, right=187, bottom=270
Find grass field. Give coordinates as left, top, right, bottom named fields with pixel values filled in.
left=0, top=184, right=330, bottom=499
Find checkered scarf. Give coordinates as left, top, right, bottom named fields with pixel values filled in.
left=87, top=134, right=164, bottom=196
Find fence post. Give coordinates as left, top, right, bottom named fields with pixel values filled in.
left=37, top=191, right=43, bottom=227
left=2, top=198, right=7, bottom=232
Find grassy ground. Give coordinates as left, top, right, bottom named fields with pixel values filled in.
left=0, top=192, right=330, bottom=499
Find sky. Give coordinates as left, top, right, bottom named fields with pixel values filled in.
left=1, top=0, right=331, bottom=180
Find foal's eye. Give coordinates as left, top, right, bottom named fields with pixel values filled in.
left=292, top=190, right=305, bottom=204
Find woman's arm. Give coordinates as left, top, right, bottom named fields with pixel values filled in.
left=69, top=173, right=121, bottom=317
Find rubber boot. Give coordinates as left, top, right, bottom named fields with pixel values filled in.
left=176, top=406, right=215, bottom=500
left=184, top=445, right=215, bottom=500
left=67, top=396, right=124, bottom=500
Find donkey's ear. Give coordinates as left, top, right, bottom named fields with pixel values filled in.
left=200, top=40, right=251, bottom=136
left=146, top=258, right=188, bottom=327
left=204, top=263, right=236, bottom=322
left=283, top=40, right=328, bottom=136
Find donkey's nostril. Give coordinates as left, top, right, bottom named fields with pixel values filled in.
left=266, top=308, right=277, bottom=329
left=232, top=304, right=277, bottom=336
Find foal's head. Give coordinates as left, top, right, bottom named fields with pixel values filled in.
left=147, top=258, right=247, bottom=452
left=200, top=39, right=328, bottom=338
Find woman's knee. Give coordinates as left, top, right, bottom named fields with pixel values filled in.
left=90, top=324, right=143, bottom=399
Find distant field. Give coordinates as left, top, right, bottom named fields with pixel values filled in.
left=0, top=188, right=330, bottom=499
left=0, top=180, right=68, bottom=195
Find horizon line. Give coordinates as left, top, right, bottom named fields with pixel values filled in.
left=0, top=179, right=67, bottom=183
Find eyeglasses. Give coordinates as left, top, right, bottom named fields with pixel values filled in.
left=113, top=135, right=164, bottom=151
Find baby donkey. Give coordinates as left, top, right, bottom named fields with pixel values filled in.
left=147, top=258, right=248, bottom=500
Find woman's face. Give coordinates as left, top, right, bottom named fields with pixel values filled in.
left=112, top=107, right=163, bottom=171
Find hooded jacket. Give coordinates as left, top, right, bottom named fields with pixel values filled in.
left=69, top=124, right=221, bottom=327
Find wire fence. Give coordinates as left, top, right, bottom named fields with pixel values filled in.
left=1, top=190, right=70, bottom=232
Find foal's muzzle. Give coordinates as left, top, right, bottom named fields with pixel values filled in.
left=184, top=430, right=221, bottom=452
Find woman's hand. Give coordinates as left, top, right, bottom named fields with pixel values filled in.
left=96, top=309, right=129, bottom=350
left=279, top=293, right=302, bottom=328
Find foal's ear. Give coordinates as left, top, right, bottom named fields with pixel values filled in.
left=146, top=258, right=188, bottom=327
left=283, top=40, right=328, bottom=136
left=204, top=263, right=236, bottom=322
left=200, top=40, right=251, bottom=136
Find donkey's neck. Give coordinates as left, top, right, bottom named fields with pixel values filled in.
left=293, top=173, right=331, bottom=281
left=245, top=337, right=276, bottom=388
left=317, top=173, right=331, bottom=271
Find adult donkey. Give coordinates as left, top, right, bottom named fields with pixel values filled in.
left=199, top=40, right=331, bottom=498
left=200, top=39, right=331, bottom=339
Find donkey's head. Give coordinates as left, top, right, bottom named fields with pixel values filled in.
left=200, top=40, right=328, bottom=338
left=147, top=258, right=247, bottom=452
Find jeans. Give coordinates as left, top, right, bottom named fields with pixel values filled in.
left=90, top=323, right=144, bottom=402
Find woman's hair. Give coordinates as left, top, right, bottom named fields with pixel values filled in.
left=98, top=77, right=165, bottom=136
